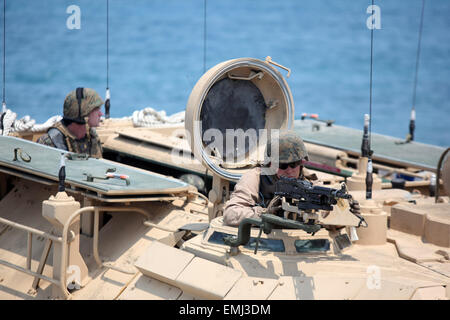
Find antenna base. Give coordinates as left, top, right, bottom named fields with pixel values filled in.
left=347, top=157, right=382, bottom=192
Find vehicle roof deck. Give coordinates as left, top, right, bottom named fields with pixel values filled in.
left=294, top=119, right=446, bottom=171
left=0, top=136, right=189, bottom=198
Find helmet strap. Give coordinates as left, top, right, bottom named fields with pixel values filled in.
left=84, top=116, right=91, bottom=140
left=75, top=87, right=84, bottom=123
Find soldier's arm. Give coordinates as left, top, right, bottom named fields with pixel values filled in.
left=36, top=128, right=69, bottom=151
left=36, top=133, right=57, bottom=148
left=89, top=128, right=103, bottom=158
left=223, top=168, right=264, bottom=227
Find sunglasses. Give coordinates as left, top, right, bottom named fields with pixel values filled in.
left=278, top=160, right=302, bottom=170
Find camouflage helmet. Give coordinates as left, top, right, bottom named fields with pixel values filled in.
left=265, top=130, right=308, bottom=164
left=63, top=88, right=104, bottom=124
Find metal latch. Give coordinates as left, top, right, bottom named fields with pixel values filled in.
left=13, top=148, right=31, bottom=163
left=83, top=168, right=130, bottom=186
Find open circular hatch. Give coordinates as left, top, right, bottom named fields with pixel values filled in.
left=185, top=57, right=294, bottom=181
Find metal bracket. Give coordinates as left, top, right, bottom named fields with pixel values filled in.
left=227, top=71, right=264, bottom=81
left=13, top=148, right=31, bottom=163
left=65, top=153, right=90, bottom=161
left=223, top=214, right=321, bottom=254
left=83, top=168, right=130, bottom=186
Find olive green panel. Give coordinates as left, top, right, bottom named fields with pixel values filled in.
left=0, top=136, right=188, bottom=195
left=294, top=119, right=446, bottom=171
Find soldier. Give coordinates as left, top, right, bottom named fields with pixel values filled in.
left=223, top=130, right=360, bottom=226
left=37, top=87, right=104, bottom=158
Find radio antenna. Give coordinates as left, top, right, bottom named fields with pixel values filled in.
left=408, top=0, right=426, bottom=142
left=2, top=0, right=6, bottom=113
left=366, top=0, right=375, bottom=200
left=105, top=0, right=111, bottom=119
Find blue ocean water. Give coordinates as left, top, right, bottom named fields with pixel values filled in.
left=2, top=0, right=449, bottom=147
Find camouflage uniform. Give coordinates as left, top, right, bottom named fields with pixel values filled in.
left=37, top=121, right=103, bottom=158
left=224, top=131, right=315, bottom=226
left=37, top=88, right=104, bottom=158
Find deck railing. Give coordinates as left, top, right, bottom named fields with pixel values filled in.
left=0, top=216, right=63, bottom=288
left=0, top=205, right=157, bottom=299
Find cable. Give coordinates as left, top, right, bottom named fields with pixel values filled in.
left=188, top=189, right=209, bottom=205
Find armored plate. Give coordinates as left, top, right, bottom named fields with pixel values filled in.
left=295, top=119, right=446, bottom=172
left=185, top=57, right=294, bottom=181
left=0, top=135, right=189, bottom=197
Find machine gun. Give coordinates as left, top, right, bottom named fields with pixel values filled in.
left=275, top=176, right=352, bottom=212
left=224, top=177, right=363, bottom=254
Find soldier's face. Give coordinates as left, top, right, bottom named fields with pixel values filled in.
left=276, top=164, right=302, bottom=179
left=88, top=107, right=103, bottom=127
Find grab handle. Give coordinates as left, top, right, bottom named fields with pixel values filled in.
left=265, top=56, right=291, bottom=78
left=227, top=71, right=264, bottom=81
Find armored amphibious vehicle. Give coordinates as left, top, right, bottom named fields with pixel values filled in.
left=1, top=57, right=449, bottom=300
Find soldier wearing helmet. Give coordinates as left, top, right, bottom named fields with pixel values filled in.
left=37, top=87, right=104, bottom=158
left=223, top=130, right=360, bottom=226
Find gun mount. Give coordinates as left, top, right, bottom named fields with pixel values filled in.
left=223, top=213, right=322, bottom=254
left=224, top=177, right=366, bottom=254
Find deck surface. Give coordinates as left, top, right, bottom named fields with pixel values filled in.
left=294, top=119, right=446, bottom=171
left=0, top=136, right=188, bottom=195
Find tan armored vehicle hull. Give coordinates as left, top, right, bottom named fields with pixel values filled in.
left=1, top=57, right=449, bottom=300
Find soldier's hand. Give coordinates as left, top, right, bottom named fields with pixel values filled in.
left=264, top=205, right=282, bottom=215
left=263, top=196, right=282, bottom=215
left=349, top=199, right=361, bottom=215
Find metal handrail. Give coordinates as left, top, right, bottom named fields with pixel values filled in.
left=0, top=259, right=60, bottom=286
left=0, top=216, right=62, bottom=243
left=60, top=205, right=151, bottom=298
left=0, top=203, right=160, bottom=299
left=0, top=216, right=63, bottom=293
left=93, top=206, right=150, bottom=272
